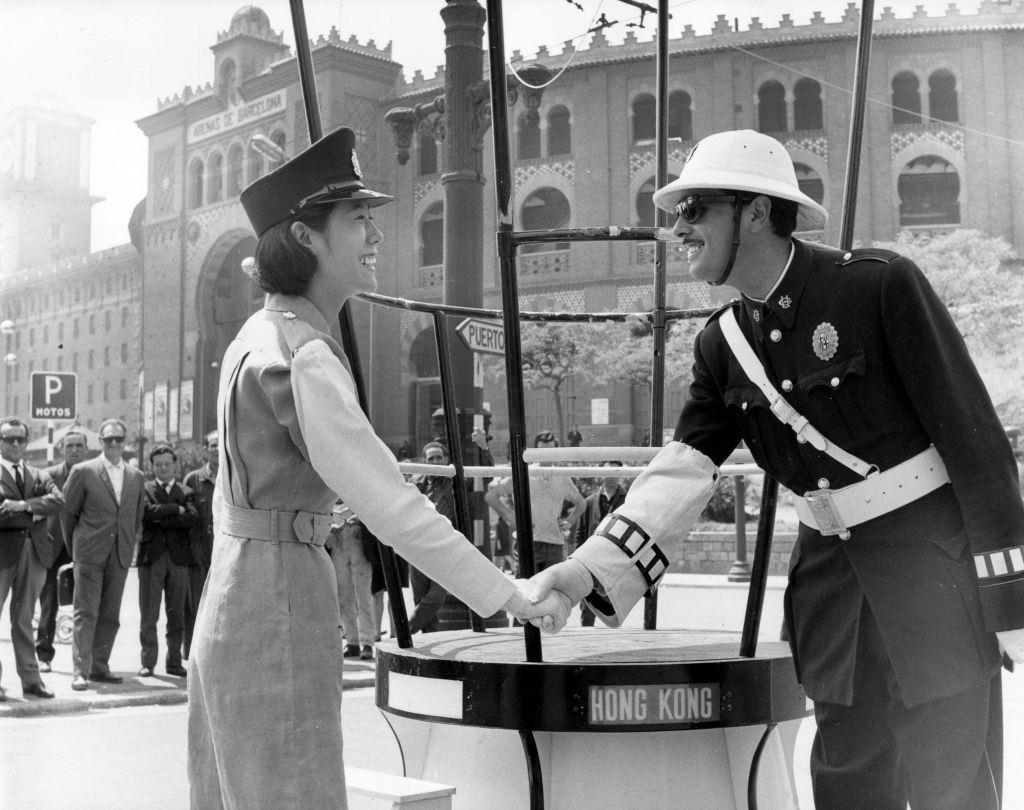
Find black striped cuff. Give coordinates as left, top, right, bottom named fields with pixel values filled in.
left=594, top=513, right=669, bottom=592
left=974, top=545, right=1024, bottom=581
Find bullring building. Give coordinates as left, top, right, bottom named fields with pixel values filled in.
left=1, top=2, right=1022, bottom=453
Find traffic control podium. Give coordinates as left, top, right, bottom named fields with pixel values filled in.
left=376, top=628, right=809, bottom=809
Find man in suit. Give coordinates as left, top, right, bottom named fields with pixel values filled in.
left=138, top=443, right=198, bottom=677
left=572, top=462, right=625, bottom=627
left=62, top=417, right=146, bottom=691
left=0, top=417, right=64, bottom=699
left=181, top=429, right=217, bottom=660
left=35, top=428, right=89, bottom=672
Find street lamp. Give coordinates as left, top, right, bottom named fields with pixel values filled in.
left=1, top=319, right=16, bottom=415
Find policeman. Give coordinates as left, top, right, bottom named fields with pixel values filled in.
left=532, top=129, right=1024, bottom=809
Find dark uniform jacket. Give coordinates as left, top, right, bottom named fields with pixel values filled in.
left=0, top=463, right=64, bottom=569
left=140, top=479, right=199, bottom=567
left=182, top=466, right=215, bottom=570
left=676, top=238, right=1024, bottom=707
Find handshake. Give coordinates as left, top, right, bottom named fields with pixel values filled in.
left=501, top=559, right=596, bottom=634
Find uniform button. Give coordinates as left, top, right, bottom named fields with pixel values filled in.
left=830, top=377, right=840, bottom=388
left=843, top=252, right=852, bottom=261
left=817, top=478, right=829, bottom=489
left=781, top=379, right=793, bottom=392
left=770, top=329, right=782, bottom=343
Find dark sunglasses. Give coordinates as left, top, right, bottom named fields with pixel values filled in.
left=0, top=435, right=27, bottom=445
left=101, top=435, right=126, bottom=445
left=673, top=193, right=742, bottom=224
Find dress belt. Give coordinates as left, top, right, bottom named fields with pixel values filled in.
left=794, top=446, right=950, bottom=538
left=220, top=502, right=333, bottom=547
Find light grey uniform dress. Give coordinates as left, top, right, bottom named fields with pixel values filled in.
left=187, top=294, right=515, bottom=809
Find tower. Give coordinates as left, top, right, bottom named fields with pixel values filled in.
left=0, top=105, right=99, bottom=274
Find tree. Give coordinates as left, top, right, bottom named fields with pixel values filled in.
left=873, top=229, right=1024, bottom=424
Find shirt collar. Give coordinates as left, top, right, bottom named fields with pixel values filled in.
left=158, top=478, right=175, bottom=489
left=102, top=456, right=124, bottom=472
left=741, top=239, right=812, bottom=333
left=1, top=458, right=22, bottom=477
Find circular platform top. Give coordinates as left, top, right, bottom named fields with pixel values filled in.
left=380, top=628, right=793, bottom=665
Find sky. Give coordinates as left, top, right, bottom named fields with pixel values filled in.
left=2, top=0, right=980, bottom=252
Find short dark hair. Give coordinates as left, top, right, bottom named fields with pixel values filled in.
left=765, top=195, right=798, bottom=239
left=422, top=441, right=448, bottom=458
left=534, top=430, right=558, bottom=447
left=251, top=204, right=335, bottom=295
left=0, top=417, right=28, bottom=438
left=60, top=428, right=88, bottom=449
left=149, top=442, right=176, bottom=463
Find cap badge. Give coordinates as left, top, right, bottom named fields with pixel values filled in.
left=351, top=150, right=363, bottom=180
left=777, top=295, right=792, bottom=309
left=812, top=322, right=839, bottom=361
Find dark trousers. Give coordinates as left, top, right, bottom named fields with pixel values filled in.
left=138, top=554, right=190, bottom=670
left=35, top=545, right=71, bottom=663
left=811, top=604, right=1001, bottom=810
left=72, top=549, right=129, bottom=678
left=182, top=562, right=207, bottom=660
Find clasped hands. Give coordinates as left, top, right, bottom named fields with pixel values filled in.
left=503, top=559, right=593, bottom=635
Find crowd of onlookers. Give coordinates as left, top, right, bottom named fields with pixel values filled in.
left=0, top=418, right=219, bottom=700
left=0, top=416, right=634, bottom=703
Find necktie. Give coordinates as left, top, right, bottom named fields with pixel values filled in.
left=14, top=465, right=24, bottom=498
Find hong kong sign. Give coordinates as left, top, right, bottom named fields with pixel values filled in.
left=588, top=683, right=721, bottom=726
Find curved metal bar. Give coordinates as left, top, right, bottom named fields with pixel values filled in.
left=357, top=291, right=715, bottom=324
left=432, top=310, right=486, bottom=633
left=286, top=0, right=411, bottom=648
left=519, top=729, right=546, bottom=810
left=746, top=722, right=779, bottom=810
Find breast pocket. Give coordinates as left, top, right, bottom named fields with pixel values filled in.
left=723, top=384, right=793, bottom=478
left=798, top=349, right=871, bottom=441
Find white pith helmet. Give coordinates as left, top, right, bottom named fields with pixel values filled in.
left=652, top=130, right=829, bottom=232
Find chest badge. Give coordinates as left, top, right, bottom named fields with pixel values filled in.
left=812, top=322, right=839, bottom=361
left=777, top=295, right=792, bottom=309
left=752, top=309, right=761, bottom=322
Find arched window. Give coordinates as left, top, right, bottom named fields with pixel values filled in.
left=188, top=158, right=204, bottom=210
left=227, top=145, right=244, bottom=197
left=632, top=94, right=656, bottom=143
left=928, top=70, right=958, bottom=123
left=418, top=132, right=438, bottom=176
left=892, top=72, right=921, bottom=124
left=248, top=144, right=265, bottom=183
left=668, top=91, right=692, bottom=141
left=218, top=59, right=238, bottom=107
left=270, top=130, right=287, bottom=160
left=793, top=163, right=825, bottom=208
left=635, top=173, right=678, bottom=226
left=420, top=202, right=444, bottom=266
left=548, top=106, right=572, bottom=156
left=520, top=187, right=571, bottom=253
left=207, top=152, right=224, bottom=203
left=793, top=79, right=823, bottom=131
left=757, top=81, right=787, bottom=134
left=897, top=155, right=960, bottom=227
left=517, top=113, right=540, bottom=160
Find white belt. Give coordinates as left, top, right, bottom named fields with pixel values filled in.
left=794, top=446, right=949, bottom=539
left=220, top=502, right=333, bottom=547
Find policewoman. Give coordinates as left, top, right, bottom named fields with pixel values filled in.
left=187, top=126, right=564, bottom=809
left=533, top=130, right=1024, bottom=808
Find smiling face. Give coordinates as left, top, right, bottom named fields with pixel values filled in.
left=670, top=191, right=746, bottom=285
left=298, top=200, right=383, bottom=309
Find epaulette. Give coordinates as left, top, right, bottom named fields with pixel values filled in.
left=834, top=247, right=898, bottom=266
left=705, top=298, right=741, bottom=324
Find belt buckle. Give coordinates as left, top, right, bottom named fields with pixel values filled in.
left=803, top=489, right=851, bottom=540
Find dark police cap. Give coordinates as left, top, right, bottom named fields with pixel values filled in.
left=240, top=126, right=393, bottom=236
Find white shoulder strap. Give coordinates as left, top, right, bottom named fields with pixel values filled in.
left=719, top=308, right=875, bottom=479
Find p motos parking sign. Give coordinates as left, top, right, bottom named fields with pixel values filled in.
left=31, top=372, right=77, bottom=420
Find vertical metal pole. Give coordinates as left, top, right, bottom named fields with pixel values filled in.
left=287, top=0, right=412, bottom=648
left=739, top=475, right=778, bottom=658
left=727, top=476, right=752, bottom=582
left=643, top=0, right=671, bottom=630
left=839, top=0, right=876, bottom=251
left=485, top=0, right=542, bottom=663
left=433, top=311, right=487, bottom=632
